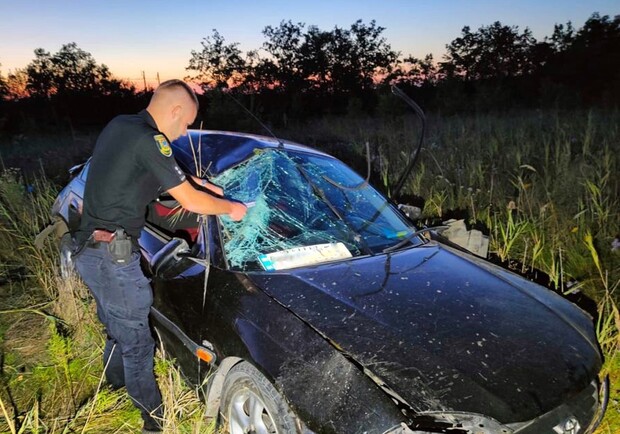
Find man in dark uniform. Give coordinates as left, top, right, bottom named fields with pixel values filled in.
left=74, top=79, right=246, bottom=433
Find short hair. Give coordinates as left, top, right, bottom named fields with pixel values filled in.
left=157, top=79, right=199, bottom=109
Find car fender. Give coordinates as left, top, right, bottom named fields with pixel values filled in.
left=218, top=281, right=408, bottom=434
left=204, top=356, right=243, bottom=423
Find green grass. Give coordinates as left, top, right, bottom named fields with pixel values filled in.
left=0, top=108, right=618, bottom=432
left=0, top=166, right=213, bottom=433
left=287, top=109, right=619, bottom=297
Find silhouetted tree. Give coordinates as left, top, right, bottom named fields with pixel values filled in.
left=3, top=13, right=616, bottom=135
left=6, top=43, right=137, bottom=129
left=378, top=54, right=440, bottom=115
left=537, top=13, right=620, bottom=106
left=389, top=54, right=442, bottom=87
left=187, top=30, right=247, bottom=91
left=2, top=69, right=29, bottom=100
left=433, top=22, right=540, bottom=111
left=549, top=22, right=576, bottom=52
left=256, top=20, right=307, bottom=93
left=327, top=20, right=398, bottom=95
left=254, top=20, right=398, bottom=114
left=25, top=48, right=55, bottom=97
left=440, top=22, right=537, bottom=80
left=187, top=20, right=398, bottom=117
left=52, top=43, right=112, bottom=94
left=297, top=25, right=332, bottom=93
left=25, top=43, right=130, bottom=98
left=0, top=65, right=7, bottom=100
left=565, top=13, right=619, bottom=104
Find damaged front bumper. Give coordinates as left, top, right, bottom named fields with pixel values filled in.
left=383, top=376, right=609, bottom=434
left=384, top=412, right=511, bottom=434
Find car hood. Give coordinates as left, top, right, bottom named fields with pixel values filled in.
left=248, top=242, right=601, bottom=423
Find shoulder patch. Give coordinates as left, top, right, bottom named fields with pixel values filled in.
left=154, top=134, right=172, bottom=157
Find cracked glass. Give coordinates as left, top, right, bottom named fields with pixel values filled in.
left=213, top=149, right=417, bottom=271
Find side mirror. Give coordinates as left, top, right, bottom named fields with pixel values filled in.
left=150, top=237, right=192, bottom=278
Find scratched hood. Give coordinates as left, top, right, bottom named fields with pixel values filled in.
left=249, top=242, right=601, bottom=423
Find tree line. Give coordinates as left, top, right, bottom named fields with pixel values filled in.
left=0, top=13, right=618, bottom=132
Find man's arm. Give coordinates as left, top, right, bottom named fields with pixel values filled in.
left=167, top=180, right=246, bottom=221
left=189, top=175, right=224, bottom=196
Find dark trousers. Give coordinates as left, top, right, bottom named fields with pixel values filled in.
left=75, top=243, right=162, bottom=428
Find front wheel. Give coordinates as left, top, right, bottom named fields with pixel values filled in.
left=220, top=362, right=298, bottom=434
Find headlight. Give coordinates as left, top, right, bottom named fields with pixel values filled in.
left=585, top=375, right=609, bottom=434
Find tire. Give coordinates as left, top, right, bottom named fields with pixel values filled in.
left=59, top=233, right=76, bottom=279
left=220, top=361, right=298, bottom=434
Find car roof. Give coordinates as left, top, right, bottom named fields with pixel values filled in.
left=171, top=129, right=331, bottom=177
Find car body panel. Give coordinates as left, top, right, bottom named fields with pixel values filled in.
left=247, top=241, right=600, bottom=423
left=150, top=236, right=407, bottom=433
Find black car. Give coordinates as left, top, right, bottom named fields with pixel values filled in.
left=46, top=129, right=608, bottom=434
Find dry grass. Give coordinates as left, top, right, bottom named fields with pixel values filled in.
left=1, top=108, right=618, bottom=432
left=0, top=168, right=210, bottom=433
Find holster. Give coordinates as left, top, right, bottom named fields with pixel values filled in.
left=108, top=229, right=133, bottom=264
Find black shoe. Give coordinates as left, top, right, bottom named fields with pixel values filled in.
left=142, top=420, right=162, bottom=433
left=106, top=381, right=125, bottom=391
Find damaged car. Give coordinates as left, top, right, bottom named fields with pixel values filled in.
left=45, top=128, right=608, bottom=434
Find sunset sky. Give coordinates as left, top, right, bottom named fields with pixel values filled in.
left=1, top=0, right=617, bottom=89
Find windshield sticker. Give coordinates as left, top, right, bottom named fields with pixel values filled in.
left=258, top=243, right=352, bottom=271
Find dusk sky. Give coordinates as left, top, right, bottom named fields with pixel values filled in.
left=1, top=0, right=617, bottom=88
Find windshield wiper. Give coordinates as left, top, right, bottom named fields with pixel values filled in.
left=296, top=165, right=373, bottom=255
left=382, top=225, right=449, bottom=253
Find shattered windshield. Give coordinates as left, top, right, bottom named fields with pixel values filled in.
left=213, top=149, right=418, bottom=271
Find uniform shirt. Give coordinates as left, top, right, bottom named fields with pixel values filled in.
left=77, top=109, right=186, bottom=243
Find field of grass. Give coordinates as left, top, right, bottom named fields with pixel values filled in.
left=0, top=108, right=618, bottom=433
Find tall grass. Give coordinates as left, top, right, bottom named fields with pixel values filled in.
left=0, top=167, right=60, bottom=297
left=0, top=168, right=212, bottom=433
left=0, top=108, right=618, bottom=432
left=288, top=109, right=619, bottom=294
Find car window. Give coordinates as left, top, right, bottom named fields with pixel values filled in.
left=213, top=149, right=418, bottom=271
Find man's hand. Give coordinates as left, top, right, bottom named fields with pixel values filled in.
left=169, top=181, right=241, bottom=217
left=229, top=202, right=247, bottom=221
left=190, top=175, right=224, bottom=196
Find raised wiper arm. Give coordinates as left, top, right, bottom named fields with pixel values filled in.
left=382, top=226, right=449, bottom=253
left=391, top=85, right=426, bottom=199
left=297, top=166, right=374, bottom=255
